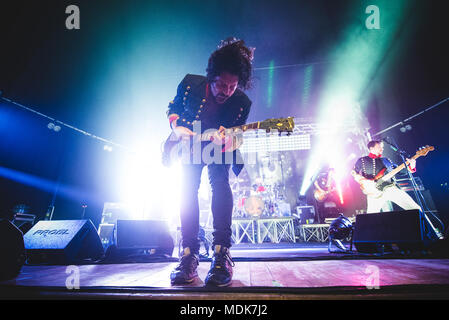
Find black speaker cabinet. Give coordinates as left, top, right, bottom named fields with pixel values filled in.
left=23, top=220, right=104, bottom=264
left=353, top=210, right=436, bottom=253
left=116, top=220, right=174, bottom=256
left=0, top=219, right=26, bottom=280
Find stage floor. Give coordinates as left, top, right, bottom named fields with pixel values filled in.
left=2, top=243, right=449, bottom=300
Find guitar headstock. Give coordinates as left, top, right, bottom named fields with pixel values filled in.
left=416, top=145, right=434, bottom=157
left=258, top=117, right=295, bottom=134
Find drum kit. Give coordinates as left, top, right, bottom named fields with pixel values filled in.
left=231, top=178, right=290, bottom=218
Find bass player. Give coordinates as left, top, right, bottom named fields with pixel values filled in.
left=351, top=140, right=421, bottom=213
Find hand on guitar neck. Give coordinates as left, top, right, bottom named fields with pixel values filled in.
left=210, top=126, right=243, bottom=151
left=173, top=121, right=240, bottom=151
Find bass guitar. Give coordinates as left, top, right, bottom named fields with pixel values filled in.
left=352, top=145, right=434, bottom=198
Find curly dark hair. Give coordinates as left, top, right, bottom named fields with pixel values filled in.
left=206, top=37, right=254, bottom=90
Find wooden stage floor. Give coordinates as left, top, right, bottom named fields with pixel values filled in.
left=2, top=244, right=449, bottom=300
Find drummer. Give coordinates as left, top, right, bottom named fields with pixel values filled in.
left=251, top=177, right=266, bottom=194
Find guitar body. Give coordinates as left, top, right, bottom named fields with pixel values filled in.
left=359, top=180, right=384, bottom=198
left=358, top=167, right=388, bottom=198
left=314, top=189, right=333, bottom=202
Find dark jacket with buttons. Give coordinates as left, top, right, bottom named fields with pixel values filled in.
left=353, top=156, right=399, bottom=190
left=166, top=74, right=252, bottom=175
left=167, top=74, right=252, bottom=131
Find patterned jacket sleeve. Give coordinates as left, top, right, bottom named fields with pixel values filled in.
left=166, top=75, right=188, bottom=122
left=353, top=158, right=363, bottom=175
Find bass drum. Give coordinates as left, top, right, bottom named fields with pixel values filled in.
left=244, top=196, right=265, bottom=217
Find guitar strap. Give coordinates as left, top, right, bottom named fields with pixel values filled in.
left=380, top=158, right=397, bottom=186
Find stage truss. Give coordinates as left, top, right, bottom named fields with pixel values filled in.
left=239, top=116, right=370, bottom=154
left=228, top=217, right=296, bottom=244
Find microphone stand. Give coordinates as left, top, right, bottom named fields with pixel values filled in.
left=383, top=138, right=443, bottom=241
left=372, top=96, right=449, bottom=138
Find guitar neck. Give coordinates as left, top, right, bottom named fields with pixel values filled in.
left=381, top=154, right=419, bottom=181
left=199, top=122, right=260, bottom=142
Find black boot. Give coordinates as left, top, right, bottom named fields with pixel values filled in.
left=205, top=245, right=234, bottom=287
left=170, top=247, right=199, bottom=285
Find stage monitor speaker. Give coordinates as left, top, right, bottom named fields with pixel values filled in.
left=353, top=210, right=435, bottom=253
left=116, top=220, right=174, bottom=256
left=23, top=220, right=104, bottom=264
left=0, top=219, right=26, bottom=280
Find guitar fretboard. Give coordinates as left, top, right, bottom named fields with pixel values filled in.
left=380, top=155, right=418, bottom=182
left=199, top=122, right=260, bottom=142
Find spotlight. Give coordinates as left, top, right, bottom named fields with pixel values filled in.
left=399, top=124, right=412, bottom=133
left=47, top=122, right=61, bottom=132
left=328, top=214, right=353, bottom=252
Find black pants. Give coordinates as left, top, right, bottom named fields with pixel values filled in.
left=180, top=163, right=233, bottom=253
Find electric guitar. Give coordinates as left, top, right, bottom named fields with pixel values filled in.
left=161, top=117, right=295, bottom=167
left=314, top=187, right=336, bottom=202
left=352, top=146, right=434, bottom=198
left=314, top=170, right=336, bottom=202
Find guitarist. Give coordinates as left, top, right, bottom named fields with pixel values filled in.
left=351, top=140, right=421, bottom=214
left=168, top=38, right=254, bottom=287
left=314, top=167, right=340, bottom=222
left=314, top=167, right=336, bottom=201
